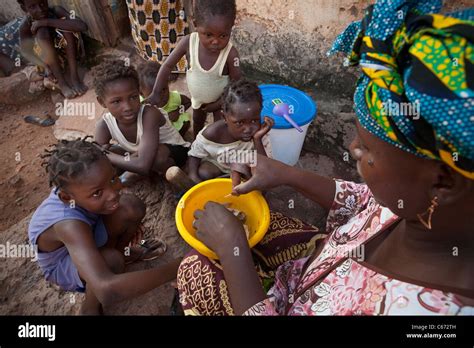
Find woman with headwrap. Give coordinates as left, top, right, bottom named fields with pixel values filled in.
left=177, top=0, right=473, bottom=315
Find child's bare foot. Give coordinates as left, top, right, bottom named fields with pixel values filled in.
left=71, top=77, right=88, bottom=95
left=58, top=81, right=78, bottom=99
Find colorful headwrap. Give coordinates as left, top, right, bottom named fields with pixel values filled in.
left=328, top=0, right=474, bottom=179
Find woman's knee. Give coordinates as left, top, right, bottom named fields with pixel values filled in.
left=119, top=194, right=146, bottom=222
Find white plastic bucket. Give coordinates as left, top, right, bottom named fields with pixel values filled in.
left=259, top=84, right=317, bottom=166
left=268, top=122, right=311, bottom=166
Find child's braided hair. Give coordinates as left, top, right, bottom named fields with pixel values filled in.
left=41, top=136, right=108, bottom=191
left=194, top=0, right=236, bottom=25
left=92, top=58, right=139, bottom=99
left=222, top=78, right=263, bottom=114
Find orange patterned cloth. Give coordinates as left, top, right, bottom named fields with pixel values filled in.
left=126, top=0, right=189, bottom=72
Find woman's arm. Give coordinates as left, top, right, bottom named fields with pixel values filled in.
left=193, top=202, right=267, bottom=314
left=232, top=154, right=336, bottom=211
left=106, top=106, right=163, bottom=176
left=56, top=220, right=180, bottom=306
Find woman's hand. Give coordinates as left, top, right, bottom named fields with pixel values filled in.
left=193, top=201, right=248, bottom=257
left=253, top=116, right=274, bottom=140
left=194, top=202, right=267, bottom=314
left=230, top=154, right=290, bottom=195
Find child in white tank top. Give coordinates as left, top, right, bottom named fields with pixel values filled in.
left=93, top=59, right=190, bottom=186
left=145, top=0, right=242, bottom=139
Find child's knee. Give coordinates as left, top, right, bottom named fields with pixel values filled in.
left=119, top=194, right=146, bottom=222
left=100, top=248, right=125, bottom=274
left=198, top=165, right=213, bottom=180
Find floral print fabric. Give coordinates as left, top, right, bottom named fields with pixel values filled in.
left=244, top=180, right=474, bottom=316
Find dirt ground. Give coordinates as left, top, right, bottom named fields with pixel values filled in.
left=0, top=94, right=57, bottom=232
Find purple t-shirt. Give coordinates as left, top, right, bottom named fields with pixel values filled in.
left=28, top=189, right=108, bottom=291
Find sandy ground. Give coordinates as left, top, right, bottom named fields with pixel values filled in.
left=0, top=95, right=57, bottom=232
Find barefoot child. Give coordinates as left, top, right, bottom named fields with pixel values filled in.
left=28, top=139, right=180, bottom=315
left=146, top=0, right=242, bottom=138
left=166, top=79, right=274, bottom=187
left=17, top=0, right=88, bottom=98
left=94, top=59, right=190, bottom=185
left=138, top=60, right=192, bottom=138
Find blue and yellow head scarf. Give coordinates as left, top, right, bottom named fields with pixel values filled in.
left=329, top=0, right=474, bottom=179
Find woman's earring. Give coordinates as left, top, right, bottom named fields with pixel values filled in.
left=417, top=196, right=438, bottom=230
left=368, top=159, right=374, bottom=166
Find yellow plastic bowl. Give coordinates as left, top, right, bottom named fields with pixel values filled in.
left=175, top=178, right=270, bottom=259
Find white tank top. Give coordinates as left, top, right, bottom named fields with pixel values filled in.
left=186, top=32, right=232, bottom=109
left=102, top=105, right=190, bottom=154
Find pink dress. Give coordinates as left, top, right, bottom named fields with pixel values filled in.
left=244, top=180, right=474, bottom=316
